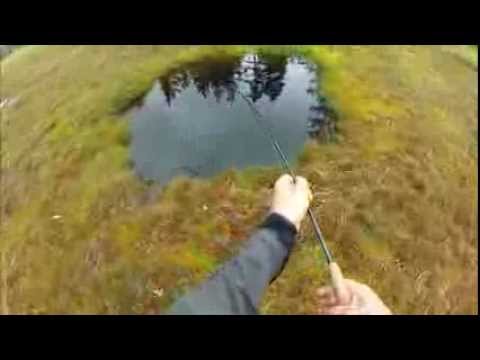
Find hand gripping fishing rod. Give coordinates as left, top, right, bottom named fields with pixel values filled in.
left=237, top=90, right=347, bottom=297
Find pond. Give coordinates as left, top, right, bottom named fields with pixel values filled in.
left=128, top=53, right=336, bottom=184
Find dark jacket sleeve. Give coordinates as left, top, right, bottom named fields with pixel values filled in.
left=167, top=213, right=297, bottom=315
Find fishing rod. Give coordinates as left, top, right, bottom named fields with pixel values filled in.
left=236, top=90, right=347, bottom=296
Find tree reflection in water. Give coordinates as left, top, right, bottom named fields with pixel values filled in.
left=158, top=53, right=337, bottom=141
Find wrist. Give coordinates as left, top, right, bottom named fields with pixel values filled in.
left=262, top=212, right=298, bottom=235
left=260, top=213, right=298, bottom=252
left=269, top=208, right=301, bottom=231
left=265, top=212, right=299, bottom=233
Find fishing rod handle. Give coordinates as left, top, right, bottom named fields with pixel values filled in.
left=329, top=262, right=349, bottom=301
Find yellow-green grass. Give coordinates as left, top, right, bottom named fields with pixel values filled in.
left=1, top=45, right=477, bottom=314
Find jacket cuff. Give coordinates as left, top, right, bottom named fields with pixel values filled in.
left=260, top=213, right=298, bottom=250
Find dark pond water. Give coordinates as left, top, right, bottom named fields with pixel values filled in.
left=128, top=53, right=336, bottom=184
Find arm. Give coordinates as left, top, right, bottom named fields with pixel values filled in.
left=168, top=213, right=297, bottom=315
left=168, top=175, right=312, bottom=315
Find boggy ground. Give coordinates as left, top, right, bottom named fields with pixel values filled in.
left=0, top=45, right=477, bottom=314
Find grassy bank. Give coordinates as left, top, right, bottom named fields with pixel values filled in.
left=1, top=45, right=477, bottom=314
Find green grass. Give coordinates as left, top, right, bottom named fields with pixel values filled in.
left=1, top=45, right=477, bottom=314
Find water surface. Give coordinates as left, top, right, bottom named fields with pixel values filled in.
left=129, top=53, right=335, bottom=184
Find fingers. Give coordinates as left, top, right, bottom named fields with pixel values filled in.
left=316, top=287, right=331, bottom=297
left=275, top=174, right=309, bottom=189
left=316, top=285, right=352, bottom=308
left=294, top=176, right=309, bottom=189
left=344, top=279, right=380, bottom=302
left=316, top=284, right=358, bottom=315
left=275, top=174, right=295, bottom=189
left=317, top=287, right=360, bottom=315
left=318, top=305, right=362, bottom=315
left=318, top=279, right=392, bottom=315
left=316, top=287, right=339, bottom=307
left=275, top=174, right=312, bottom=198
left=294, top=177, right=312, bottom=206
